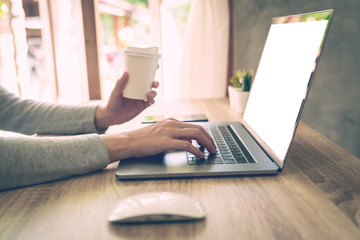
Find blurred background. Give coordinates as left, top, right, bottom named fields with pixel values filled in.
left=0, top=0, right=193, bottom=103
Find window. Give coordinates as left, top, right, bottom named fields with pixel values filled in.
left=0, top=0, right=193, bottom=103
left=0, top=0, right=88, bottom=104
left=98, top=0, right=154, bottom=99
left=97, top=0, right=192, bottom=100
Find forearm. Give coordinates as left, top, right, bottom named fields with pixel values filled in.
left=2, top=101, right=101, bottom=135
left=0, top=133, right=110, bottom=190
left=0, top=87, right=105, bottom=135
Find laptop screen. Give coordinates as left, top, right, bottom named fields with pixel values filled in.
left=242, top=10, right=333, bottom=167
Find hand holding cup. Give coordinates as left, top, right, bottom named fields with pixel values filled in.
left=122, top=46, right=161, bottom=100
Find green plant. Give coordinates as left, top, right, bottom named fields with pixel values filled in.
left=0, top=0, right=7, bottom=16
left=230, top=69, right=253, bottom=91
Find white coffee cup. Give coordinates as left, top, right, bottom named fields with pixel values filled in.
left=122, top=46, right=160, bottom=100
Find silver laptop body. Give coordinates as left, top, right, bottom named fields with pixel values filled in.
left=116, top=10, right=334, bottom=179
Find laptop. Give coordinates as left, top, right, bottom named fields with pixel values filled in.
left=116, top=9, right=334, bottom=179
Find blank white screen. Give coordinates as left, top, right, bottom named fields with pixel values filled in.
left=243, top=20, right=328, bottom=161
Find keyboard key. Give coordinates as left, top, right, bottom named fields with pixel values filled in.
left=211, top=156, right=224, bottom=164
left=224, top=158, right=236, bottom=164
left=200, top=157, right=212, bottom=165
left=187, top=125, right=250, bottom=166
left=187, top=157, right=199, bottom=165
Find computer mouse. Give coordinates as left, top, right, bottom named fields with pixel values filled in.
left=109, top=192, right=206, bottom=223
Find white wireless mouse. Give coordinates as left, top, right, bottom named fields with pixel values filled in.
left=109, top=192, right=206, bottom=223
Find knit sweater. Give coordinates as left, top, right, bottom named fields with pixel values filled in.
left=0, top=86, right=110, bottom=190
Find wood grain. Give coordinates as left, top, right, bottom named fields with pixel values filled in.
left=81, top=0, right=103, bottom=100
left=0, top=99, right=359, bottom=240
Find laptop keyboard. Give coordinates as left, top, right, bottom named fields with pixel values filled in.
left=187, top=125, right=252, bottom=165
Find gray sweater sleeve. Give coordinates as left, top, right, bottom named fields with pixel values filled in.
left=0, top=133, right=109, bottom=190
left=0, top=86, right=107, bottom=135
left=0, top=87, right=110, bottom=190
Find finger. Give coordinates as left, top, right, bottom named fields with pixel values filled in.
left=152, top=81, right=160, bottom=88
left=171, top=128, right=216, bottom=154
left=146, top=90, right=157, bottom=100
left=164, top=117, right=181, bottom=122
left=144, top=98, right=155, bottom=108
left=173, top=122, right=216, bottom=150
left=180, top=138, right=192, bottom=143
left=160, top=119, right=216, bottom=149
left=170, top=139, right=205, bottom=158
left=112, top=72, right=129, bottom=96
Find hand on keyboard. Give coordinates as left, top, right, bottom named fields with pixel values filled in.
left=186, top=126, right=250, bottom=165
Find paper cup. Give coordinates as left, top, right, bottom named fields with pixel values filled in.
left=122, top=46, right=160, bottom=100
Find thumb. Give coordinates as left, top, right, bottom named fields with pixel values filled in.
left=113, top=72, right=129, bottom=95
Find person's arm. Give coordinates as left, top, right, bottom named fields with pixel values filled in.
left=0, top=118, right=216, bottom=190
left=95, top=72, right=158, bottom=129
left=0, top=86, right=105, bottom=135
left=0, top=72, right=158, bottom=135
left=0, top=132, right=109, bottom=190
left=101, top=118, right=217, bottom=163
left=0, top=72, right=159, bottom=190
left=0, top=72, right=216, bottom=190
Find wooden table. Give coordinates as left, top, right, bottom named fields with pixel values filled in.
left=0, top=99, right=359, bottom=240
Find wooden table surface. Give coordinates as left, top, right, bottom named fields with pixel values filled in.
left=0, top=98, right=359, bottom=240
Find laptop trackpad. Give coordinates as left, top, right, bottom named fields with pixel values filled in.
left=163, top=151, right=188, bottom=167
left=117, top=151, right=189, bottom=174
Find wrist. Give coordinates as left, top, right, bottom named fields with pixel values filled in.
left=101, top=133, right=135, bottom=163
left=95, top=105, right=111, bottom=129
